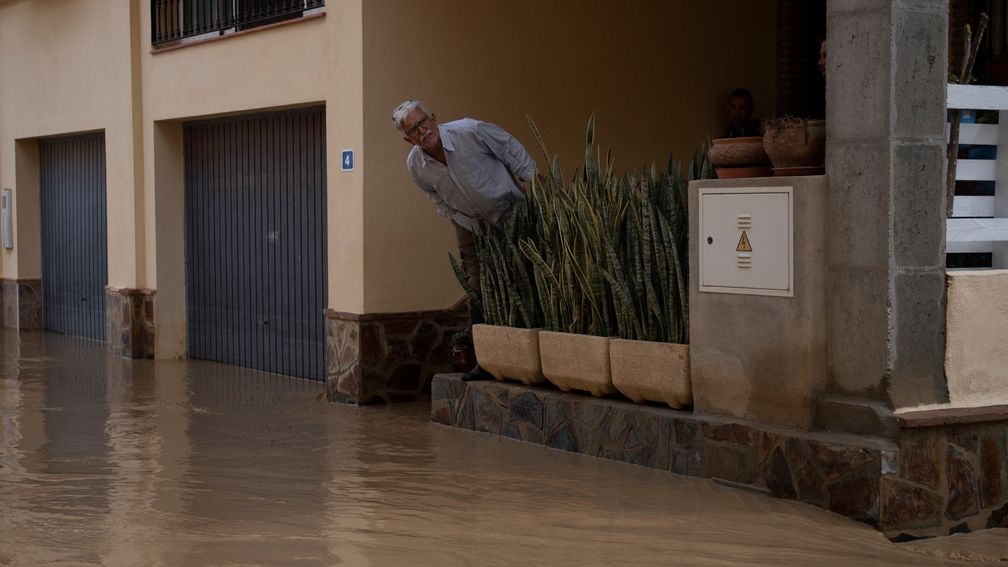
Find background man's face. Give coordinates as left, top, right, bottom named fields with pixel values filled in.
left=819, top=39, right=827, bottom=78
left=402, top=108, right=440, bottom=151
left=728, top=96, right=753, bottom=128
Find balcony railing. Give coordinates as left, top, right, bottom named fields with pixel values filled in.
left=151, top=0, right=324, bottom=46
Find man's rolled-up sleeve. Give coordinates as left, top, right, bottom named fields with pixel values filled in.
left=476, top=121, right=538, bottom=182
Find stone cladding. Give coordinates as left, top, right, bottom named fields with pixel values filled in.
left=0, top=278, right=42, bottom=330
left=325, top=308, right=472, bottom=404
left=105, top=287, right=155, bottom=359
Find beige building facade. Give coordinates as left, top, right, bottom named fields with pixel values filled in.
left=0, top=0, right=778, bottom=402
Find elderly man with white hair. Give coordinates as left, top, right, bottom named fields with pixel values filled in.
left=393, top=99, right=537, bottom=381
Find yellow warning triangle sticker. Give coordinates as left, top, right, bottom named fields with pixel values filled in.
left=736, top=231, right=752, bottom=252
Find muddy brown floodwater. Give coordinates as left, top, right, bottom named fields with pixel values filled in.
left=1, top=330, right=1005, bottom=566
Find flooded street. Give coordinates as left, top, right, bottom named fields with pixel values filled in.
left=0, top=329, right=1000, bottom=566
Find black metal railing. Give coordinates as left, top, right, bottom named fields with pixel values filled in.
left=152, top=0, right=324, bottom=46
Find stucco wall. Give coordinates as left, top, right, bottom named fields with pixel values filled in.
left=362, top=0, right=778, bottom=312
left=0, top=0, right=121, bottom=280
left=945, top=270, right=1008, bottom=407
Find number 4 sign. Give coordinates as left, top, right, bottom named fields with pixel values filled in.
left=341, top=149, right=355, bottom=172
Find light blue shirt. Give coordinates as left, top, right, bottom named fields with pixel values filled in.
left=406, top=118, right=537, bottom=233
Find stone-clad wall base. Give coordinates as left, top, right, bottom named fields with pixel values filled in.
left=1, top=279, right=43, bottom=330
left=105, top=287, right=155, bottom=359
left=325, top=308, right=472, bottom=404
left=432, top=374, right=1008, bottom=539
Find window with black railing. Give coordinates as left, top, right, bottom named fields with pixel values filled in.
left=152, top=0, right=324, bottom=46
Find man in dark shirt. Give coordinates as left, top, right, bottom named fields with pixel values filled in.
left=722, top=88, right=762, bottom=138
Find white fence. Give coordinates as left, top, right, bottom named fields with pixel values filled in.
left=946, top=84, right=1008, bottom=267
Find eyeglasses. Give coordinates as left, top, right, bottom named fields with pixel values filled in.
left=405, top=116, right=433, bottom=138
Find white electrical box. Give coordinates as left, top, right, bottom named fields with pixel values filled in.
left=698, top=186, right=793, bottom=297
left=1, top=188, right=11, bottom=250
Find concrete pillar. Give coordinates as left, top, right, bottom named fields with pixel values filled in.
left=147, top=121, right=185, bottom=359
left=825, top=0, right=949, bottom=409
left=11, top=140, right=41, bottom=279
left=104, top=0, right=144, bottom=290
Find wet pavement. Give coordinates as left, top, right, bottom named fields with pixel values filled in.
left=0, top=329, right=1003, bottom=566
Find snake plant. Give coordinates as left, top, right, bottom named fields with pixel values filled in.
left=451, top=116, right=709, bottom=343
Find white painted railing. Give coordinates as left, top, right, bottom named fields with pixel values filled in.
left=946, top=84, right=1008, bottom=266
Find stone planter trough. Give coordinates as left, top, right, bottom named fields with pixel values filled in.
left=539, top=330, right=615, bottom=397
left=610, top=338, right=691, bottom=409
left=472, top=324, right=545, bottom=385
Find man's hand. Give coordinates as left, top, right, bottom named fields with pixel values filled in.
left=518, top=173, right=546, bottom=197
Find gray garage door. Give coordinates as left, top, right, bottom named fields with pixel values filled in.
left=184, top=107, right=327, bottom=380
left=39, top=133, right=108, bottom=340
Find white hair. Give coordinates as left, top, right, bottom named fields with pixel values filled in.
left=392, top=99, right=429, bottom=134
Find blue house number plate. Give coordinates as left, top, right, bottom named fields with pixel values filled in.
left=341, top=149, right=355, bottom=172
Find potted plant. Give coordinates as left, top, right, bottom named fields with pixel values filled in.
left=605, top=161, right=693, bottom=409
left=452, top=200, right=547, bottom=385
left=518, top=117, right=697, bottom=404
left=518, top=117, right=618, bottom=396
left=707, top=136, right=770, bottom=179
left=761, top=116, right=825, bottom=175
left=461, top=115, right=698, bottom=406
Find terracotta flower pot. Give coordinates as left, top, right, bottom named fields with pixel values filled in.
left=715, top=166, right=770, bottom=179
left=539, top=331, right=615, bottom=397
left=707, top=136, right=770, bottom=167
left=473, top=324, right=545, bottom=385
left=610, top=338, right=691, bottom=409
left=762, top=119, right=825, bottom=168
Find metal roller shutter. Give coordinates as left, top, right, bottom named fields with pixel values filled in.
left=184, top=107, right=327, bottom=380
left=39, top=133, right=108, bottom=340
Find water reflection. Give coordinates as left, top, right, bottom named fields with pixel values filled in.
left=0, top=329, right=998, bottom=565
left=102, top=357, right=173, bottom=566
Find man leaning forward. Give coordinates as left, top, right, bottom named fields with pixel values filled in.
left=393, top=99, right=537, bottom=381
